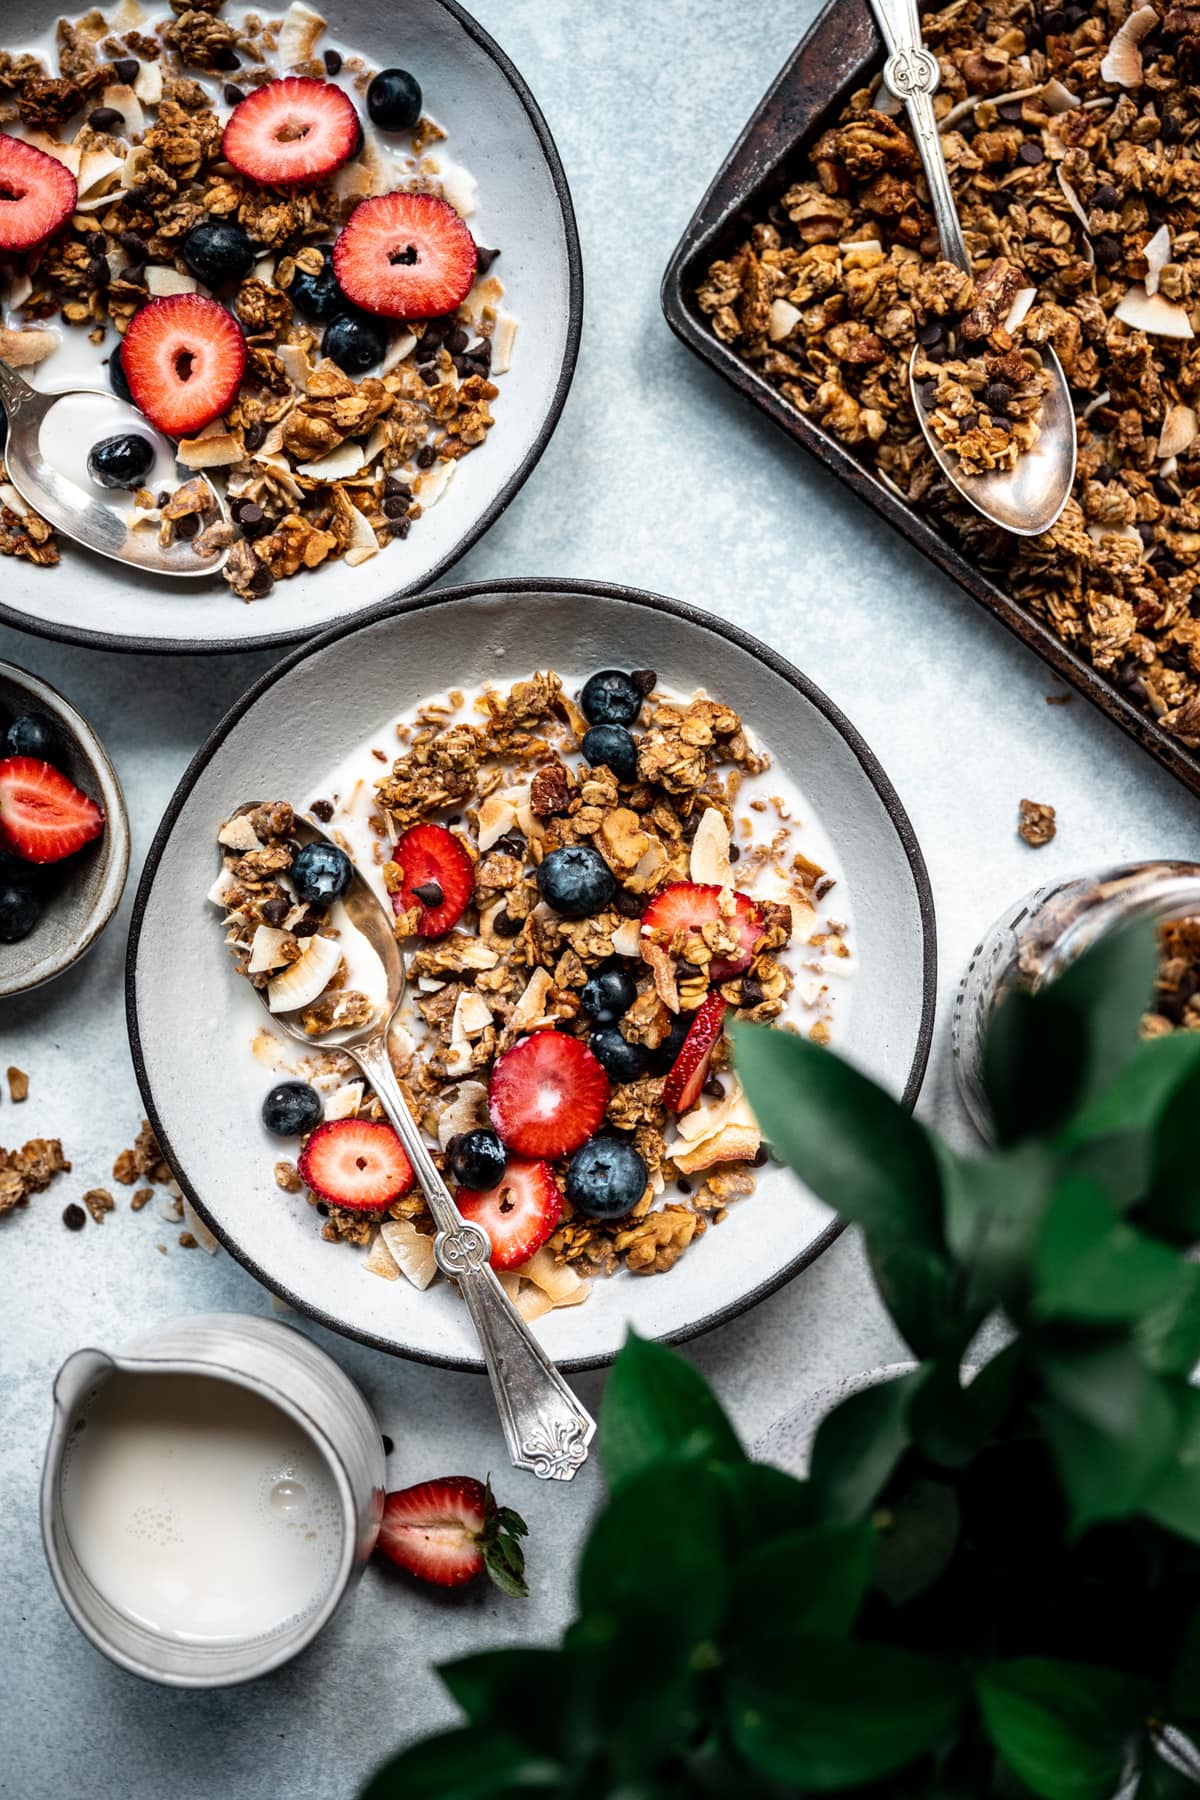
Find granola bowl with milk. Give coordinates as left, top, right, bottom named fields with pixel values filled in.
left=128, top=580, right=937, bottom=1369
left=0, top=0, right=579, bottom=651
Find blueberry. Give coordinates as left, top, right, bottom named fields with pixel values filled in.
left=5, top=709, right=70, bottom=763
left=566, top=1136, right=649, bottom=1221
left=290, top=246, right=345, bottom=323
left=589, top=1026, right=650, bottom=1085
left=581, top=960, right=638, bottom=1026
left=180, top=218, right=256, bottom=287
left=536, top=845, right=616, bottom=919
left=580, top=670, right=643, bottom=727
left=108, top=349, right=134, bottom=404
left=323, top=310, right=389, bottom=374
left=0, top=846, right=43, bottom=885
left=648, top=1011, right=690, bottom=1075
left=290, top=841, right=353, bottom=910
left=261, top=1081, right=323, bottom=1137
left=366, top=67, right=423, bottom=132
left=448, top=1127, right=507, bottom=1190
left=87, top=432, right=156, bottom=491
left=581, top=723, right=638, bottom=784
left=0, top=881, right=42, bottom=943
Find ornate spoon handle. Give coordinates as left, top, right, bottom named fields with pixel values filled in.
left=868, top=0, right=971, bottom=273
left=352, top=1036, right=595, bottom=1481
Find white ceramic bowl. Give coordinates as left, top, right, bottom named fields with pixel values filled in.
left=127, top=580, right=937, bottom=1368
left=0, top=0, right=580, bottom=654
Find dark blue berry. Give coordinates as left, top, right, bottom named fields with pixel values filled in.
left=261, top=1081, right=323, bottom=1137
left=290, top=246, right=345, bottom=322
left=536, top=845, right=616, bottom=919
left=108, top=349, right=134, bottom=404
left=580, top=670, right=643, bottom=727
left=448, top=1128, right=507, bottom=1190
left=323, top=310, right=389, bottom=374
left=0, top=847, right=44, bottom=886
left=581, top=723, right=638, bottom=784
left=4, top=710, right=70, bottom=763
left=366, top=67, right=423, bottom=132
left=181, top=218, right=256, bottom=287
left=290, top=841, right=353, bottom=910
left=648, top=1011, right=690, bottom=1075
left=566, top=1136, right=648, bottom=1220
left=589, top=1026, right=650, bottom=1084
left=581, top=960, right=638, bottom=1026
left=0, top=881, right=42, bottom=943
left=87, top=432, right=156, bottom=491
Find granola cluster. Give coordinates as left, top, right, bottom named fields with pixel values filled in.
left=0, top=1135, right=70, bottom=1216
left=1143, top=914, right=1200, bottom=1032
left=698, top=0, right=1200, bottom=749
left=0, top=1, right=514, bottom=599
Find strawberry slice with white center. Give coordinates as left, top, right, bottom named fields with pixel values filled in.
left=391, top=822, right=474, bottom=937
left=641, top=880, right=764, bottom=982
left=454, top=1156, right=562, bottom=1271
left=663, top=990, right=728, bottom=1113
left=376, top=1476, right=529, bottom=1595
left=487, top=1032, right=610, bottom=1160
left=332, top=192, right=477, bottom=321
left=297, top=1117, right=414, bottom=1212
left=0, top=133, right=77, bottom=252
left=222, top=78, right=361, bottom=186
left=121, top=295, right=246, bottom=437
left=0, top=758, right=104, bottom=865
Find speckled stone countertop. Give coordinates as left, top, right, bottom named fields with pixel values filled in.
left=3, top=1, right=1200, bottom=1795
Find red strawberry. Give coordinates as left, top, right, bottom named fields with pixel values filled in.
left=454, top=1157, right=561, bottom=1271
left=297, top=1118, right=414, bottom=1212
left=376, top=1476, right=528, bottom=1595
left=391, top=823, right=474, bottom=937
left=121, top=295, right=246, bottom=437
left=222, top=78, right=360, bottom=186
left=332, top=192, right=476, bottom=321
left=0, top=133, right=77, bottom=252
left=0, top=758, right=104, bottom=865
left=641, top=881, right=764, bottom=982
left=487, top=1032, right=610, bottom=1160
left=663, top=991, right=728, bottom=1113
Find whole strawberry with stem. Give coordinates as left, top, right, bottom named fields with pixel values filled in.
left=376, top=1476, right=529, bottom=1596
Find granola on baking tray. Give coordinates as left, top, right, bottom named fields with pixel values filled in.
left=698, top=0, right=1200, bottom=749
left=209, top=668, right=855, bottom=1319
left=0, top=1, right=515, bottom=600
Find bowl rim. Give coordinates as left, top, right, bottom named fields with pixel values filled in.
left=0, top=0, right=584, bottom=660
left=0, top=658, right=130, bottom=996
left=125, top=576, right=939, bottom=1369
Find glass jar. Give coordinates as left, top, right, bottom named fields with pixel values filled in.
left=952, top=860, right=1200, bottom=1140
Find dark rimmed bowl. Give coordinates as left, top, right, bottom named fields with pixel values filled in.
left=661, top=0, right=1200, bottom=801
left=0, top=661, right=130, bottom=996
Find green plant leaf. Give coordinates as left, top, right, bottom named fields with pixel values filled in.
left=440, top=1650, right=596, bottom=1763
left=983, top=921, right=1159, bottom=1148
left=1060, top=1031, right=1200, bottom=1148
left=1033, top=1176, right=1187, bottom=1326
left=727, top=1633, right=966, bottom=1789
left=937, top=1140, right=1055, bottom=1317
left=807, top=1369, right=921, bottom=1524
left=598, top=1331, right=743, bottom=1492
left=725, top=1523, right=875, bottom=1643
left=977, top=1659, right=1152, bottom=1800
left=872, top=1477, right=960, bottom=1607
left=1136, top=1267, right=1200, bottom=1377
left=713, top=1461, right=812, bottom=1543
left=908, top=1346, right=1021, bottom=1468
left=1141, top=1068, right=1200, bottom=1245
left=1038, top=1340, right=1179, bottom=1530
left=577, top=1461, right=726, bottom=1650
left=360, top=1728, right=563, bottom=1800
left=1142, top=1387, right=1200, bottom=1548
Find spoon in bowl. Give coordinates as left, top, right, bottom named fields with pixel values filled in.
left=229, top=806, right=596, bottom=1482
left=0, top=361, right=231, bottom=577
left=868, top=0, right=1076, bottom=536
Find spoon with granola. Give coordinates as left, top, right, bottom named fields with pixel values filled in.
left=221, top=803, right=596, bottom=1483
left=869, top=0, right=1076, bottom=535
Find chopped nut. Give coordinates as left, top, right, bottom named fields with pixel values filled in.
left=6, top=1067, right=29, bottom=1103
left=1018, top=799, right=1057, bottom=848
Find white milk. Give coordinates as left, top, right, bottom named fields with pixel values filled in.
left=61, top=1371, right=343, bottom=1644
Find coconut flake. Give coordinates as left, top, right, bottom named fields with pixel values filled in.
left=1054, top=167, right=1096, bottom=267
left=1100, top=5, right=1158, bottom=87
left=207, top=868, right=237, bottom=907
left=276, top=341, right=313, bottom=388
left=218, top=814, right=263, bottom=851
left=477, top=787, right=521, bottom=851
left=102, top=84, right=145, bottom=136
left=109, top=0, right=146, bottom=26
left=380, top=330, right=417, bottom=374
left=182, top=1199, right=220, bottom=1254
left=146, top=266, right=198, bottom=297
left=1040, top=78, right=1081, bottom=113
left=267, top=935, right=342, bottom=1013
left=436, top=1080, right=488, bottom=1149
left=768, top=298, right=801, bottom=343
left=298, top=442, right=365, bottom=480
left=1159, top=403, right=1198, bottom=458
left=78, top=148, right=125, bottom=198
left=380, top=1220, right=438, bottom=1290
left=178, top=431, right=242, bottom=469
left=1003, top=287, right=1038, bottom=334
left=134, top=60, right=163, bottom=105
left=490, top=312, right=518, bottom=375
left=610, top=918, right=642, bottom=957
left=519, top=1245, right=590, bottom=1306
left=325, top=1081, right=364, bottom=1121
left=277, top=0, right=326, bottom=65
left=1115, top=285, right=1195, bottom=339
left=439, top=159, right=477, bottom=218
left=364, top=1232, right=400, bottom=1281
left=1143, top=223, right=1172, bottom=297
left=0, top=327, right=57, bottom=368
left=452, top=989, right=493, bottom=1040
left=508, top=968, right=555, bottom=1035
left=248, top=925, right=294, bottom=973
left=690, top=807, right=733, bottom=887
left=414, top=459, right=455, bottom=507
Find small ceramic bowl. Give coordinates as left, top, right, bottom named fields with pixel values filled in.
left=0, top=661, right=130, bottom=997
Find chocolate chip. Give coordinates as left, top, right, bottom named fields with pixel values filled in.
left=88, top=105, right=123, bottom=131
left=925, top=341, right=949, bottom=364
left=741, top=976, right=765, bottom=1006
left=1153, top=476, right=1178, bottom=506
left=411, top=880, right=444, bottom=908
left=224, top=83, right=245, bottom=105
left=631, top=669, right=657, bottom=694
left=445, top=326, right=469, bottom=353
left=315, top=1201, right=329, bottom=1216
left=62, top=1203, right=86, bottom=1232
left=676, top=958, right=702, bottom=979
left=1043, top=7, right=1066, bottom=29
left=261, top=895, right=289, bottom=925
left=384, top=476, right=412, bottom=498
left=1093, top=233, right=1122, bottom=269
left=495, top=831, right=525, bottom=858
left=122, top=263, right=147, bottom=288
left=87, top=230, right=107, bottom=252
left=156, top=490, right=170, bottom=507
left=416, top=444, right=437, bottom=468
left=390, top=517, right=412, bottom=540
left=118, top=230, right=146, bottom=258
left=1096, top=462, right=1116, bottom=484
left=212, top=46, right=241, bottom=70
left=676, top=1178, right=692, bottom=1195
left=493, top=909, right=522, bottom=938
left=85, top=255, right=109, bottom=288
left=1018, top=141, right=1045, bottom=166
left=323, top=48, right=343, bottom=74
left=916, top=320, right=944, bottom=347
left=445, top=814, right=463, bottom=826
left=1162, top=116, right=1183, bottom=144
left=381, top=1433, right=394, bottom=1456
left=293, top=916, right=320, bottom=938
left=113, top=57, right=139, bottom=82
left=474, top=245, right=500, bottom=274
left=615, top=889, right=644, bottom=918
left=702, top=1076, right=726, bottom=1100
left=998, top=100, right=1024, bottom=123
left=1064, top=3, right=1086, bottom=23
left=310, top=799, right=334, bottom=822
left=1138, top=521, right=1157, bottom=548
left=984, top=381, right=1012, bottom=414
left=243, top=422, right=266, bottom=452
left=383, top=494, right=410, bottom=519
left=919, top=380, right=939, bottom=409
left=419, top=365, right=440, bottom=386
left=174, top=512, right=199, bottom=539
left=1092, top=184, right=1120, bottom=211
left=247, top=565, right=274, bottom=597
left=240, top=503, right=270, bottom=539
left=728, top=843, right=740, bottom=863
left=752, top=1146, right=769, bottom=1168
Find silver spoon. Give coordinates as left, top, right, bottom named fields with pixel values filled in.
left=870, top=0, right=1076, bottom=536
left=230, top=805, right=596, bottom=1483
left=0, top=361, right=231, bottom=577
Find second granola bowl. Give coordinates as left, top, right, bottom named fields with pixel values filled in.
left=127, top=579, right=935, bottom=1369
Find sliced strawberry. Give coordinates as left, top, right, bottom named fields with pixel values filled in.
left=332, top=192, right=476, bottom=321
left=222, top=78, right=360, bottom=186
left=641, top=880, right=764, bottom=983
left=391, top=823, right=474, bottom=937
left=663, top=991, right=728, bottom=1113
left=376, top=1476, right=528, bottom=1595
left=0, top=758, right=104, bottom=865
left=454, top=1156, right=561, bottom=1271
left=121, top=295, right=246, bottom=437
left=297, top=1117, right=414, bottom=1212
left=0, top=133, right=77, bottom=252
left=487, top=1032, right=610, bottom=1160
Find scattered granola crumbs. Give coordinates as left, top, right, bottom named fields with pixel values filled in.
left=156, top=1242, right=168, bottom=1256
left=82, top=1187, right=115, bottom=1224
left=62, top=1203, right=86, bottom=1231
left=1046, top=694, right=1072, bottom=706
left=0, top=1137, right=70, bottom=1217
left=112, top=1148, right=138, bottom=1186
left=6, top=1067, right=29, bottom=1103
left=1019, top=798, right=1057, bottom=848
left=275, top=1159, right=303, bottom=1192
left=179, top=1230, right=198, bottom=1248
left=130, top=1187, right=154, bottom=1212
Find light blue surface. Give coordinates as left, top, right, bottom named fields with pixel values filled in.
left=2, top=1, right=1200, bottom=1794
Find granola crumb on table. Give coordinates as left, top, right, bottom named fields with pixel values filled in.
left=0, top=1136, right=70, bottom=1217
left=1018, top=796, right=1057, bottom=845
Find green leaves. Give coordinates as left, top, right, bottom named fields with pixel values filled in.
left=977, top=1659, right=1151, bottom=1800
left=806, top=1370, right=920, bottom=1524
left=599, top=1332, right=743, bottom=1491
left=360, top=1729, right=562, bottom=1800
